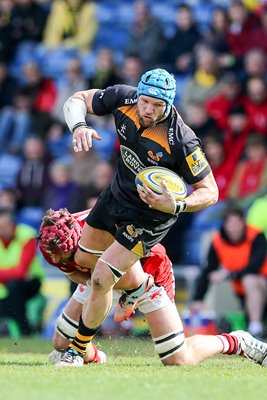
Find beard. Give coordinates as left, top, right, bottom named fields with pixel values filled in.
left=138, top=113, right=165, bottom=128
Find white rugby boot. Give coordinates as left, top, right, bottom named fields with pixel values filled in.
left=230, top=330, right=267, bottom=366
left=48, top=350, right=65, bottom=364
left=114, top=273, right=154, bottom=323
left=56, top=348, right=84, bottom=367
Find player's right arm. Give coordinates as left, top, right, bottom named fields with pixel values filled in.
left=63, top=89, right=101, bottom=152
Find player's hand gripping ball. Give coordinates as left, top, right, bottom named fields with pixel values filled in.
left=135, top=166, right=187, bottom=200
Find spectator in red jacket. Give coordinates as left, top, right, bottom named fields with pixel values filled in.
left=21, top=61, right=57, bottom=137
left=228, top=133, right=267, bottom=201
left=226, top=0, right=260, bottom=62
left=243, top=77, right=267, bottom=135
left=224, top=103, right=252, bottom=162
left=205, top=71, right=245, bottom=130
left=247, top=6, right=267, bottom=55
left=202, top=131, right=239, bottom=201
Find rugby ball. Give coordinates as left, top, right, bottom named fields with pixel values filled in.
left=135, top=166, right=187, bottom=200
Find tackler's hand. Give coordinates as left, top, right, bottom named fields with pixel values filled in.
left=72, top=126, right=101, bottom=152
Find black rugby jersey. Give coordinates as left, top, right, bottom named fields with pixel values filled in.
left=92, top=85, right=211, bottom=219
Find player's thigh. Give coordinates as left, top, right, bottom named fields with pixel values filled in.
left=115, top=260, right=145, bottom=290
left=75, top=223, right=115, bottom=267
left=90, top=240, right=141, bottom=288
left=145, top=302, right=183, bottom=338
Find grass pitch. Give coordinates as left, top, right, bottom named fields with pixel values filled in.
left=0, top=337, right=267, bottom=400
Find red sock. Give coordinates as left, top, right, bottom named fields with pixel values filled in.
left=84, top=343, right=99, bottom=364
left=217, top=333, right=243, bottom=355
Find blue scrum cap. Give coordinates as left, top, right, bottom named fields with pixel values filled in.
left=137, top=68, right=176, bottom=117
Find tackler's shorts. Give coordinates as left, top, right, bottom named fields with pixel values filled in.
left=73, top=283, right=172, bottom=315
left=86, top=187, right=177, bottom=257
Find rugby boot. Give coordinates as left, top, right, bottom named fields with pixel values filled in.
left=230, top=330, right=267, bottom=366
left=114, top=273, right=154, bottom=323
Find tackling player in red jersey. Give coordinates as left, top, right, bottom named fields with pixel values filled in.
left=39, top=208, right=267, bottom=367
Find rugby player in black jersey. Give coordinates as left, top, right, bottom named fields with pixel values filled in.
left=57, top=68, right=221, bottom=366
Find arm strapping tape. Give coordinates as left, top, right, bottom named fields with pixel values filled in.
left=63, top=97, right=88, bottom=133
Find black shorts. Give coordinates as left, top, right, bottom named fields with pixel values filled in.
left=86, top=187, right=177, bottom=257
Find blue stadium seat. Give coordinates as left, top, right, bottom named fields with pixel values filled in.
left=17, top=206, right=45, bottom=231
left=180, top=229, right=203, bottom=265
left=0, top=154, right=22, bottom=189
left=39, top=47, right=79, bottom=80
left=94, top=25, right=130, bottom=52
left=9, top=42, right=41, bottom=82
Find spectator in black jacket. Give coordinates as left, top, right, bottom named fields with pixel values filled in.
left=162, top=3, right=202, bottom=74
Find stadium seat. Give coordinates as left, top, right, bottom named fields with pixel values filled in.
left=94, top=25, right=130, bottom=52
left=0, top=154, right=22, bottom=189
left=17, top=207, right=45, bottom=231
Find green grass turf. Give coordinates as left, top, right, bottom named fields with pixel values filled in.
left=0, top=337, right=267, bottom=400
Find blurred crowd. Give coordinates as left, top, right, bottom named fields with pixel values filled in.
left=1, top=0, right=267, bottom=335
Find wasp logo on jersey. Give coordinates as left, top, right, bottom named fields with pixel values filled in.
left=126, top=224, right=143, bottom=238
left=186, top=148, right=208, bottom=176
left=120, top=145, right=146, bottom=175
left=147, top=150, right=163, bottom=163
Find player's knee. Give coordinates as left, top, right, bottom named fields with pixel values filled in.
left=91, top=267, right=113, bottom=291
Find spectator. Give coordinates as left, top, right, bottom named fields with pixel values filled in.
left=21, top=61, right=57, bottom=137
left=204, top=6, right=235, bottom=70
left=120, top=55, right=144, bottom=87
left=242, top=48, right=267, bottom=83
left=202, top=131, right=239, bottom=201
left=80, top=160, right=114, bottom=210
left=224, top=103, right=252, bottom=162
left=228, top=133, right=267, bottom=201
left=41, top=160, right=80, bottom=212
left=226, top=0, right=260, bottom=63
left=0, top=88, right=33, bottom=155
left=243, top=77, right=267, bottom=135
left=0, top=188, right=17, bottom=212
left=0, top=60, right=17, bottom=109
left=6, top=0, right=47, bottom=60
left=162, top=3, right=201, bottom=75
left=191, top=205, right=267, bottom=338
left=53, top=58, right=87, bottom=124
left=16, top=136, right=51, bottom=209
left=183, top=103, right=218, bottom=141
left=0, top=0, right=14, bottom=61
left=247, top=5, right=267, bottom=54
left=205, top=71, right=245, bottom=130
left=125, top=1, right=165, bottom=69
left=43, top=0, right=98, bottom=52
left=69, top=148, right=100, bottom=189
left=88, top=48, right=122, bottom=89
left=0, top=209, right=45, bottom=335
left=181, top=45, right=220, bottom=111
left=45, top=121, right=71, bottom=159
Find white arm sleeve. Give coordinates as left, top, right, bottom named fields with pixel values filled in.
left=63, top=97, right=88, bottom=133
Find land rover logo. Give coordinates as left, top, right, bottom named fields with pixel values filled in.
left=120, top=145, right=145, bottom=175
